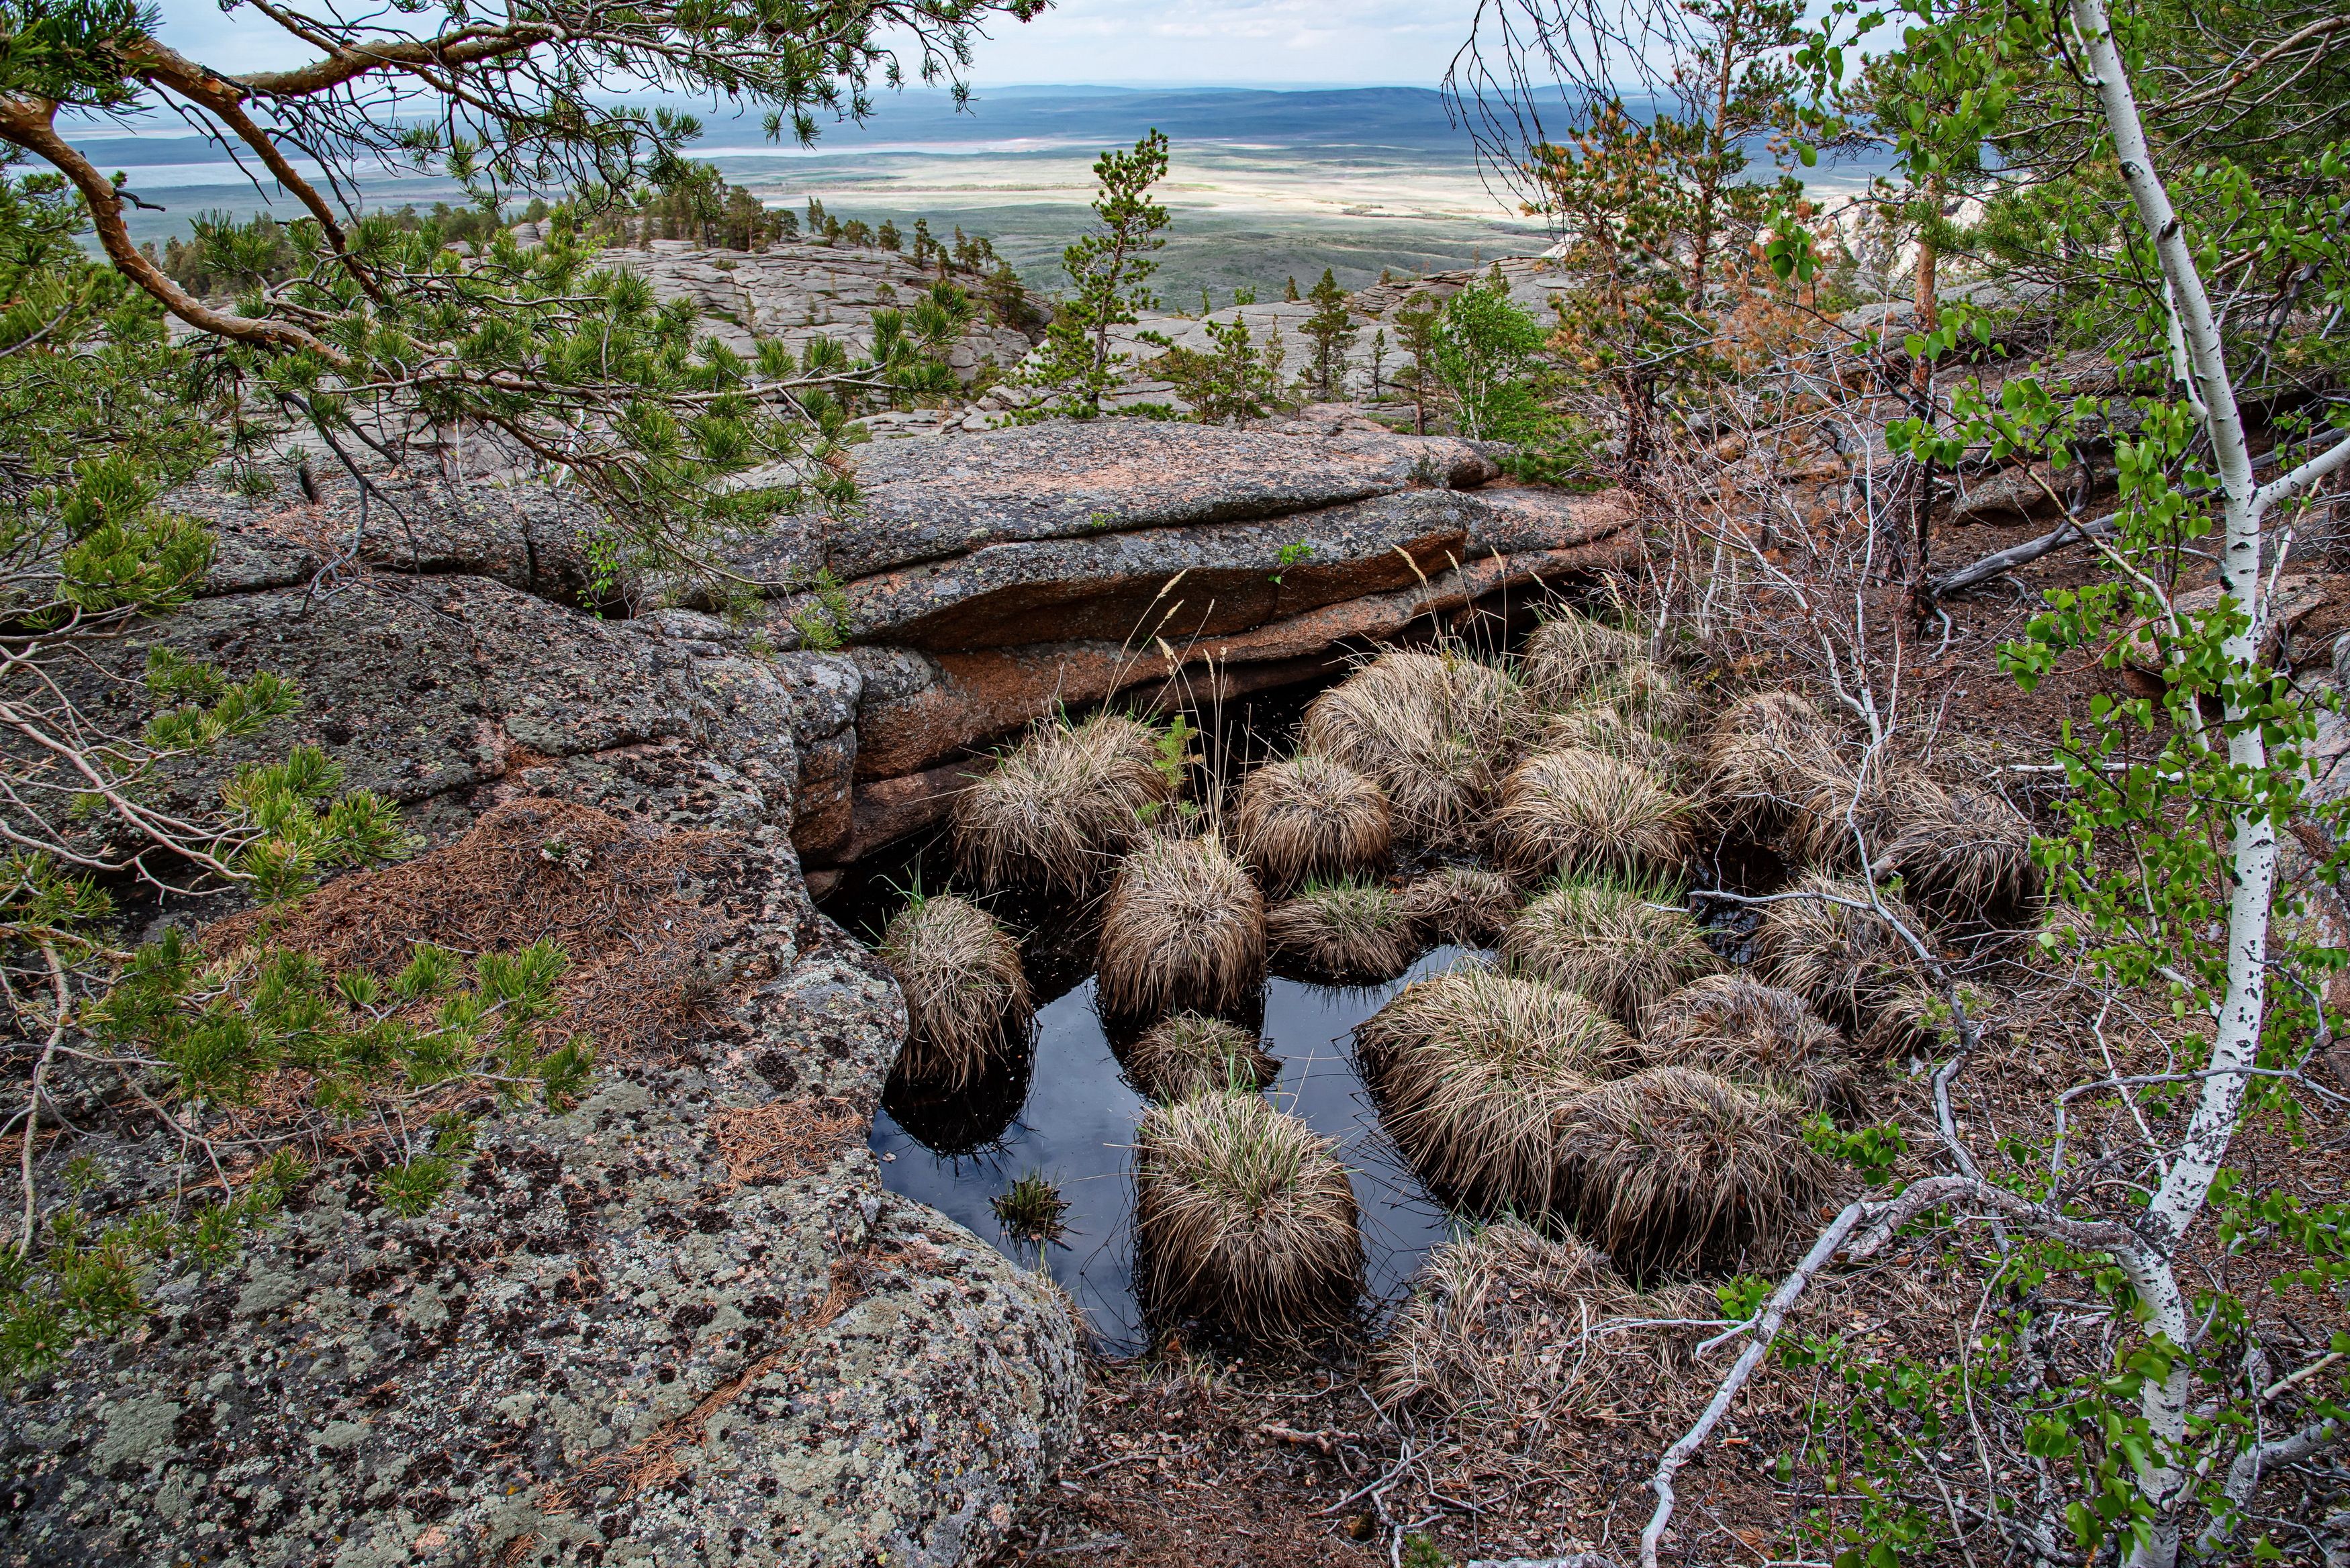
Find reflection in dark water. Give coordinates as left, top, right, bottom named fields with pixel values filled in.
left=878, top=1018, right=1037, bottom=1157
left=869, top=948, right=1475, bottom=1351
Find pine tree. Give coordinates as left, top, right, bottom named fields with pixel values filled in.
left=1300, top=268, right=1357, bottom=399
left=1284, top=275, right=1301, bottom=301
left=1021, top=130, right=1174, bottom=417
left=1393, top=293, right=1439, bottom=436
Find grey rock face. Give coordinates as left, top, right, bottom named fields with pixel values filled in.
left=794, top=418, right=1499, bottom=582
left=0, top=487, right=1082, bottom=1566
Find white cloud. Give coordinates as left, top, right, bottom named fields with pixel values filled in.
left=147, top=0, right=1479, bottom=86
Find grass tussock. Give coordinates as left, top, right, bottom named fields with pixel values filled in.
left=1580, top=656, right=1695, bottom=734
left=1127, top=1012, right=1280, bottom=1101
left=1752, top=873, right=1925, bottom=1032
left=1355, top=967, right=1637, bottom=1216
left=1491, top=748, right=1691, bottom=882
left=1642, top=973, right=1861, bottom=1112
left=1518, top=610, right=1641, bottom=708
left=878, top=894, right=1031, bottom=1090
left=1499, top=878, right=1719, bottom=1032
left=1301, top=650, right=1520, bottom=850
left=1373, top=1219, right=1711, bottom=1432
left=1096, top=833, right=1265, bottom=1019
left=1527, top=702, right=1683, bottom=779
left=1266, top=877, right=1421, bottom=983
left=1698, top=690, right=1846, bottom=842
left=1883, top=778, right=2042, bottom=925
left=1561, top=1066, right=1832, bottom=1277
left=1135, top=1091, right=1363, bottom=1341
left=1231, top=752, right=1392, bottom=892
left=953, top=712, right=1173, bottom=893
left=1398, top=865, right=1521, bottom=948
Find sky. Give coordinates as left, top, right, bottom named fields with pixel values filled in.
left=148, top=0, right=1487, bottom=88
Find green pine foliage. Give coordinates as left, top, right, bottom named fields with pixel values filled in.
left=1021, top=130, right=1174, bottom=418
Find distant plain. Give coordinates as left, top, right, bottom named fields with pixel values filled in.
left=72, top=84, right=1883, bottom=301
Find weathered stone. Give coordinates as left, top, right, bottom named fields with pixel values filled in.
left=821, top=487, right=1479, bottom=650
left=755, top=419, right=1499, bottom=584
left=851, top=526, right=1639, bottom=783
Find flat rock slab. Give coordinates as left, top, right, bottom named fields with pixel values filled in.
left=775, top=419, right=1499, bottom=583
left=829, top=487, right=1482, bottom=649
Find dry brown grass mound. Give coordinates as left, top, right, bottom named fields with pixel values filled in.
left=878, top=894, right=1031, bottom=1090
left=1266, top=878, right=1420, bottom=983
left=1752, top=873, right=1926, bottom=1032
left=1527, top=702, right=1683, bottom=779
left=1518, top=610, right=1641, bottom=708
left=1491, top=748, right=1692, bottom=882
left=1643, top=973, right=1861, bottom=1112
left=953, top=713, right=1173, bottom=892
left=1398, top=865, right=1521, bottom=948
left=1499, top=878, right=1719, bottom=1032
left=1231, top=752, right=1391, bottom=892
left=1699, top=689, right=1846, bottom=841
left=1561, top=1066, right=1832, bottom=1277
left=1096, top=833, right=1266, bottom=1019
left=1135, top=1091, right=1363, bottom=1341
left=1883, top=779, right=2042, bottom=924
left=1125, top=1013, right=1280, bottom=1101
left=1300, top=650, right=1520, bottom=850
left=1355, top=967, right=1638, bottom=1217
left=208, top=799, right=728, bottom=1061
left=1581, top=656, right=1695, bottom=733
left=1374, top=1219, right=1710, bottom=1434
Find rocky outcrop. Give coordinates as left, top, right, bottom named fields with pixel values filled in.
left=0, top=483, right=1080, bottom=1566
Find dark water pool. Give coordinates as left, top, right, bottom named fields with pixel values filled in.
left=867, top=946, right=1476, bottom=1351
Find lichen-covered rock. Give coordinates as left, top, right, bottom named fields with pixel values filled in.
left=0, top=509, right=1081, bottom=1567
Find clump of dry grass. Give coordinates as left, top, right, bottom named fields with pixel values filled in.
left=1135, top=1091, right=1363, bottom=1341
left=1581, top=656, right=1696, bottom=733
left=1752, top=872, right=1926, bottom=1032
left=1499, top=878, right=1718, bottom=1032
left=1300, top=650, right=1520, bottom=850
left=953, top=713, right=1173, bottom=892
left=1518, top=609, right=1641, bottom=708
left=1355, top=967, right=1638, bottom=1216
left=1643, top=973, right=1861, bottom=1112
left=1883, top=779, right=2042, bottom=925
left=1096, top=833, right=1265, bottom=1019
left=1126, top=1012, right=1280, bottom=1101
left=1266, top=878, right=1420, bottom=983
left=1373, top=1220, right=1710, bottom=1436
left=877, top=894, right=1031, bottom=1089
left=1491, top=748, right=1692, bottom=882
left=1527, top=702, right=1683, bottom=779
left=1560, top=1066, right=1832, bottom=1277
left=1698, top=690, right=1846, bottom=842
left=1398, top=865, right=1521, bottom=947
left=1231, top=752, right=1391, bottom=892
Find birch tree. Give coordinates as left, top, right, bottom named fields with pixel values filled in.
left=1621, top=0, right=2350, bottom=1563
